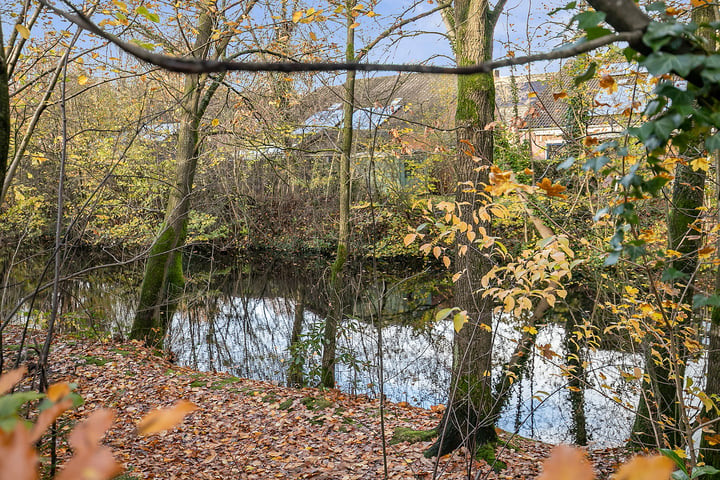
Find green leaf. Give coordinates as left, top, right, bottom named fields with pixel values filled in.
left=573, top=62, right=596, bottom=86
left=691, top=465, right=720, bottom=479
left=573, top=10, right=606, bottom=30
left=549, top=1, right=576, bottom=15
left=136, top=5, right=160, bottom=22
left=582, top=155, right=610, bottom=171
left=0, top=392, right=44, bottom=418
left=662, top=268, right=688, bottom=282
left=604, top=251, right=621, bottom=266
left=660, top=448, right=689, bottom=475
left=706, top=133, right=720, bottom=152
left=558, top=156, right=575, bottom=169
left=693, top=294, right=720, bottom=309
left=435, top=307, right=457, bottom=322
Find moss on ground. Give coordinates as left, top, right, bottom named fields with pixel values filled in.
left=389, top=427, right=437, bottom=445
left=300, top=396, right=333, bottom=411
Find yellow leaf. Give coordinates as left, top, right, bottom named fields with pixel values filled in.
left=366, top=10, right=378, bottom=17
left=467, top=230, right=476, bottom=243
left=504, top=295, right=515, bottom=313
left=15, top=24, right=30, bottom=40
left=452, top=272, right=462, bottom=283
left=453, top=311, right=468, bottom=333
left=137, top=400, right=197, bottom=436
left=78, top=74, right=89, bottom=85
left=537, top=445, right=595, bottom=480
left=614, top=455, right=673, bottom=480
left=309, top=31, right=317, bottom=41
left=211, top=118, right=220, bottom=127
left=292, top=10, right=303, bottom=23
left=349, top=22, right=360, bottom=28
left=112, top=0, right=128, bottom=13
left=522, top=325, right=538, bottom=335
left=432, top=246, right=441, bottom=259
left=691, top=156, right=710, bottom=172
left=442, top=256, right=451, bottom=268
left=403, top=233, right=416, bottom=246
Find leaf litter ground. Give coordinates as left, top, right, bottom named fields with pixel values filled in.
left=4, top=329, right=628, bottom=479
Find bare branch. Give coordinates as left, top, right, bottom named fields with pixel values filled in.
left=38, top=1, right=643, bottom=76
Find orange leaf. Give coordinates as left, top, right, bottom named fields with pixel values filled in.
left=599, top=74, right=617, bottom=93
left=537, top=445, right=595, bottom=480
left=30, top=399, right=74, bottom=443
left=47, top=382, right=71, bottom=402
left=0, top=367, right=26, bottom=395
left=0, top=426, right=38, bottom=480
left=137, top=400, right=197, bottom=436
left=403, top=233, right=416, bottom=246
left=553, top=92, right=568, bottom=100
left=56, top=409, right=122, bottom=480
left=614, top=455, right=674, bottom=480
left=537, top=177, right=568, bottom=199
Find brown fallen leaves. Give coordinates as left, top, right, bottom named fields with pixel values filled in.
left=3, top=329, right=633, bottom=479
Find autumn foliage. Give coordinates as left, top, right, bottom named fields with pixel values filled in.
left=0, top=367, right=195, bottom=480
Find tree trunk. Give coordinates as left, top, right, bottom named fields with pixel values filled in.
left=130, top=8, right=215, bottom=347
left=288, top=286, right=305, bottom=387
left=0, top=22, right=8, bottom=187
left=322, top=0, right=356, bottom=389
left=426, top=0, right=505, bottom=457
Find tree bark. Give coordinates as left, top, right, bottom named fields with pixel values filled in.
left=322, top=0, right=356, bottom=389
left=130, top=7, right=215, bottom=347
left=426, top=0, right=506, bottom=458
left=0, top=24, right=9, bottom=188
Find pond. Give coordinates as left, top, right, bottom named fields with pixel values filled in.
left=2, top=250, right=672, bottom=447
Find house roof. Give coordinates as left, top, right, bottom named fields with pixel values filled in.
left=290, top=70, right=649, bottom=141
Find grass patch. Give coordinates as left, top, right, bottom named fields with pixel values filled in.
left=111, top=347, right=135, bottom=356
left=300, top=396, right=333, bottom=411
left=82, top=355, right=108, bottom=366
left=278, top=399, right=294, bottom=410
left=189, top=380, right=208, bottom=388
left=210, top=376, right=242, bottom=390
left=389, top=427, right=437, bottom=445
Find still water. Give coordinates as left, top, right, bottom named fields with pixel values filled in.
left=4, top=252, right=667, bottom=447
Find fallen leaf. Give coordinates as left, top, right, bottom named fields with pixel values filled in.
left=137, top=400, right=197, bottom=436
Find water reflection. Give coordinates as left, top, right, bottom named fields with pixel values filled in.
left=4, top=252, right=686, bottom=447
left=167, top=264, right=646, bottom=447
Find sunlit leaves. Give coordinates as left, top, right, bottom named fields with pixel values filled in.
left=15, top=24, right=30, bottom=40
left=137, top=400, right=197, bottom=436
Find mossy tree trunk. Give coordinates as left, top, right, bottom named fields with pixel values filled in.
left=322, top=0, right=356, bottom=389
left=130, top=7, right=217, bottom=347
left=426, top=0, right=507, bottom=458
